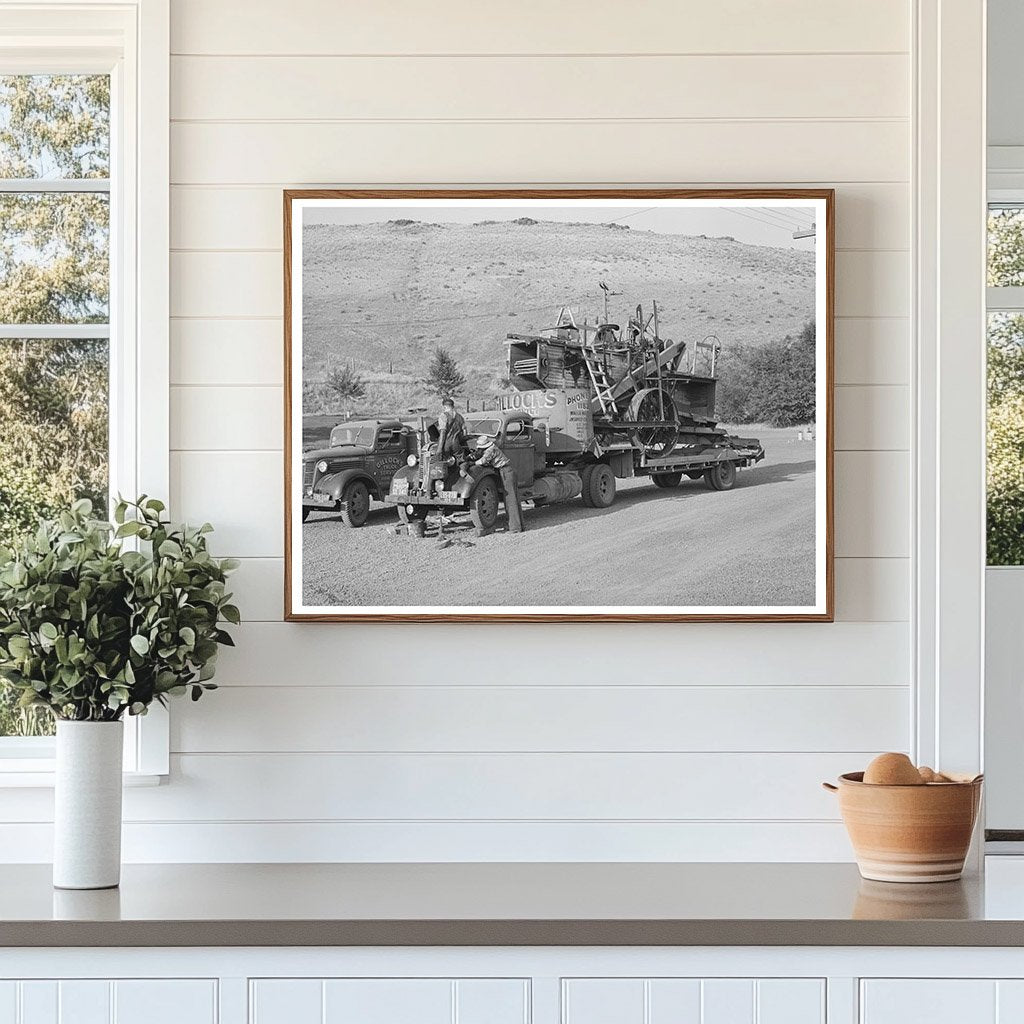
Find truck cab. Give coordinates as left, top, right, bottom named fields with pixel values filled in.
left=301, top=418, right=417, bottom=527
left=464, top=411, right=542, bottom=487
left=387, top=409, right=554, bottom=531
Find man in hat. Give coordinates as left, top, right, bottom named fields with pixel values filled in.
left=466, top=433, right=524, bottom=534
left=436, top=396, right=468, bottom=463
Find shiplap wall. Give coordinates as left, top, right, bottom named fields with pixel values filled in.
left=3, top=0, right=915, bottom=861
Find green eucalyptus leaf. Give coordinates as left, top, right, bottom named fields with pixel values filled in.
left=158, top=539, right=183, bottom=559
left=130, top=634, right=150, bottom=656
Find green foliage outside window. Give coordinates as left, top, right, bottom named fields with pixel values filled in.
left=987, top=209, right=1024, bottom=566
left=0, top=75, right=110, bottom=735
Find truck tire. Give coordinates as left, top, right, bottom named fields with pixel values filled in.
left=339, top=480, right=371, bottom=527
left=584, top=464, right=616, bottom=508
left=469, top=477, right=499, bottom=531
left=580, top=465, right=595, bottom=508
left=652, top=472, right=683, bottom=489
left=396, top=503, right=426, bottom=525
left=704, top=462, right=737, bottom=491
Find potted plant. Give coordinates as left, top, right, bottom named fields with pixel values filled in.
left=0, top=497, right=239, bottom=889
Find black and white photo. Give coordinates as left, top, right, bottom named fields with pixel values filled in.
left=285, top=191, right=833, bottom=621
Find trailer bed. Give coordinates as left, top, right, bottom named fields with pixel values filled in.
left=639, top=437, right=764, bottom=474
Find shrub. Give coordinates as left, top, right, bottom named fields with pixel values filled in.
left=0, top=497, right=238, bottom=723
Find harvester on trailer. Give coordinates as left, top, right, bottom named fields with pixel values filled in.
left=385, top=289, right=764, bottom=531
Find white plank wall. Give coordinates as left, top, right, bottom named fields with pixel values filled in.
left=0, top=0, right=916, bottom=862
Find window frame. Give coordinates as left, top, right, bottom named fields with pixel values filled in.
left=0, top=0, right=169, bottom=783
left=987, top=198, right=1024, bottom=314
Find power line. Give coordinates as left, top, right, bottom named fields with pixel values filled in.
left=723, top=207, right=794, bottom=233
left=750, top=207, right=806, bottom=230
left=603, top=206, right=659, bottom=225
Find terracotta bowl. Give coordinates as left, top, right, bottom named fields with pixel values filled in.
left=823, top=772, right=983, bottom=883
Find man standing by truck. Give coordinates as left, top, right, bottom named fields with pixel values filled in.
left=436, top=396, right=468, bottom=462
left=466, top=433, right=524, bottom=534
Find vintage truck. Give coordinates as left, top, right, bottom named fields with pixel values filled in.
left=385, top=388, right=764, bottom=532
left=386, top=294, right=765, bottom=530
left=301, top=418, right=419, bottom=526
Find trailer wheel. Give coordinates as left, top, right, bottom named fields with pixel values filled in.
left=469, top=477, right=499, bottom=531
left=339, top=481, right=371, bottom=527
left=652, top=472, right=683, bottom=489
left=704, top=462, right=737, bottom=491
left=583, top=464, right=616, bottom=508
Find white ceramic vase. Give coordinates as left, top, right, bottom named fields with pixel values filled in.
left=53, top=720, right=124, bottom=890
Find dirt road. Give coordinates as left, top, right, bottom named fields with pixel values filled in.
left=300, top=427, right=816, bottom=609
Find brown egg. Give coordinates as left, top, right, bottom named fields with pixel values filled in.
left=863, top=752, right=925, bottom=786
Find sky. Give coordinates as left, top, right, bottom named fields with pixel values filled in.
left=303, top=203, right=818, bottom=252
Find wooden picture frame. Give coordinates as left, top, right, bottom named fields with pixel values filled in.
left=284, top=189, right=834, bottom=622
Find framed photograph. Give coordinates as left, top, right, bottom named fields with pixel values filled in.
left=284, top=189, right=833, bottom=622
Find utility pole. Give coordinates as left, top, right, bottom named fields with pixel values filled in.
left=598, top=280, right=621, bottom=324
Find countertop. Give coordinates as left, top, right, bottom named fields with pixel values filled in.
left=5, top=861, right=1024, bottom=947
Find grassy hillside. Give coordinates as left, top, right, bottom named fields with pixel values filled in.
left=301, top=219, right=814, bottom=416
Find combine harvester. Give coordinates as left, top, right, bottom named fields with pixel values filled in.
left=502, top=287, right=764, bottom=492
left=387, top=289, right=765, bottom=530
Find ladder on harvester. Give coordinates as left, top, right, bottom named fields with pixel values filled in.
left=581, top=337, right=616, bottom=415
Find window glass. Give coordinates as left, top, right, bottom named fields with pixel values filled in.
left=987, top=313, right=1024, bottom=565
left=0, top=74, right=109, bottom=179
left=0, top=75, right=110, bottom=739
left=0, top=192, right=109, bottom=323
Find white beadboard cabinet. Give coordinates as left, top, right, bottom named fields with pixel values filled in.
left=561, top=978, right=825, bottom=1024
left=5, top=949, right=1024, bottom=1024
left=0, top=979, right=218, bottom=1024
left=860, top=980, right=1024, bottom=1023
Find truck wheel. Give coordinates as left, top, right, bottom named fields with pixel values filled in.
left=704, top=462, right=737, bottom=491
left=586, top=464, right=616, bottom=508
left=301, top=508, right=311, bottom=522
left=339, top=481, right=371, bottom=527
left=469, top=477, right=499, bottom=531
left=580, top=465, right=596, bottom=508
left=652, top=472, right=683, bottom=489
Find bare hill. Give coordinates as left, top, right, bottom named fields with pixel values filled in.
left=301, top=219, right=814, bottom=414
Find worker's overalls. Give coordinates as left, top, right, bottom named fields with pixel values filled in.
left=475, top=442, right=524, bottom=533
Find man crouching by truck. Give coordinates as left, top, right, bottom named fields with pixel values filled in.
left=462, top=433, right=524, bottom=534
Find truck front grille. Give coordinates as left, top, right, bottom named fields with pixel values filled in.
left=303, top=461, right=315, bottom=488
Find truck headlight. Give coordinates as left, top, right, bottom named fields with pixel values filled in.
left=316, top=460, right=328, bottom=473
left=407, top=454, right=418, bottom=467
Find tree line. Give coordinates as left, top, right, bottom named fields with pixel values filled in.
left=714, top=320, right=816, bottom=428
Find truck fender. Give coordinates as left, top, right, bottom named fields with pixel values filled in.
left=315, top=467, right=380, bottom=502
left=390, top=465, right=418, bottom=490
left=457, top=465, right=498, bottom=499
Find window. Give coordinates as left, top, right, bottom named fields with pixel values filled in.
left=0, top=2, right=169, bottom=778
left=0, top=75, right=111, bottom=738
left=986, top=205, right=1024, bottom=565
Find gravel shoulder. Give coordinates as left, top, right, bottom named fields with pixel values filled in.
left=300, top=428, right=817, bottom=609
